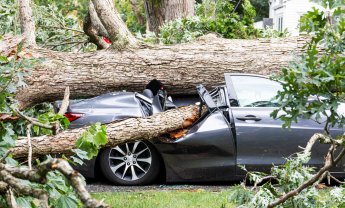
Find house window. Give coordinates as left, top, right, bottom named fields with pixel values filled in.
left=277, top=16, right=283, bottom=32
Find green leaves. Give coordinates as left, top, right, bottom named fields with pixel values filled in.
left=75, top=123, right=107, bottom=160
left=0, top=56, right=9, bottom=64
left=232, top=153, right=319, bottom=207
left=55, top=196, right=79, bottom=208
left=0, top=122, right=16, bottom=156
left=271, top=2, right=345, bottom=129
left=158, top=0, right=260, bottom=45
left=33, top=111, right=70, bottom=135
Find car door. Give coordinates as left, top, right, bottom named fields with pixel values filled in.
left=153, top=85, right=237, bottom=182
left=225, top=74, right=344, bottom=175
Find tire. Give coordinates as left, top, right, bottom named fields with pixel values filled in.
left=99, top=141, right=161, bottom=185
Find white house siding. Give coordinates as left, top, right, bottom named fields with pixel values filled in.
left=254, top=21, right=264, bottom=29
left=269, top=0, right=321, bottom=36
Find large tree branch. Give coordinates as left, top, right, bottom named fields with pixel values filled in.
left=83, top=11, right=110, bottom=50
left=11, top=105, right=200, bottom=158
left=83, top=1, right=110, bottom=50
left=91, top=0, right=138, bottom=48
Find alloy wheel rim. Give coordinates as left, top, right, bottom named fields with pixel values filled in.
left=108, top=141, right=152, bottom=181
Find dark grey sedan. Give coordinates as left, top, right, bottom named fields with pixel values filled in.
left=59, top=74, right=345, bottom=185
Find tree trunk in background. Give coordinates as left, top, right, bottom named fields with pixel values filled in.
left=11, top=105, right=199, bottom=158
left=130, top=0, right=146, bottom=26
left=144, top=0, right=195, bottom=34
left=15, top=35, right=307, bottom=109
left=18, top=0, right=36, bottom=46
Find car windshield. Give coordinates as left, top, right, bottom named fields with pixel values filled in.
left=230, top=75, right=282, bottom=107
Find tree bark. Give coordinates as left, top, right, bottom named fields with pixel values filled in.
left=83, top=12, right=110, bottom=50
left=11, top=105, right=199, bottom=158
left=91, top=0, right=138, bottom=48
left=144, top=0, right=195, bottom=34
left=15, top=35, right=307, bottom=109
left=83, top=1, right=110, bottom=50
left=18, top=0, right=36, bottom=46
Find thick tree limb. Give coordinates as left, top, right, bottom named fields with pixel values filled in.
left=5, top=188, right=18, bottom=208
left=83, top=1, right=110, bottom=50
left=91, top=0, right=138, bottom=48
left=0, top=158, right=109, bottom=208
left=83, top=11, right=110, bottom=50
left=11, top=105, right=200, bottom=158
left=18, top=0, right=36, bottom=46
left=11, top=35, right=308, bottom=109
left=88, top=1, right=110, bottom=38
left=0, top=169, right=49, bottom=207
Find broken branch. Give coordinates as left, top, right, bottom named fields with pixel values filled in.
left=11, top=105, right=200, bottom=158
left=10, top=106, right=53, bottom=129
left=268, top=144, right=345, bottom=208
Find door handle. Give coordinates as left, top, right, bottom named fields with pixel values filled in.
left=236, top=115, right=262, bottom=121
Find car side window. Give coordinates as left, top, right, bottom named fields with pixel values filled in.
left=231, top=76, right=282, bottom=107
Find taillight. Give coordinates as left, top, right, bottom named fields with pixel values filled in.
left=64, top=113, right=84, bottom=122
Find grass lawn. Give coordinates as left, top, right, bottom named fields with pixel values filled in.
left=92, top=189, right=236, bottom=208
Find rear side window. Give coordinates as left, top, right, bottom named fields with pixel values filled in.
left=231, top=76, right=282, bottom=107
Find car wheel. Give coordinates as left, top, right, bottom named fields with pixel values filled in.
left=99, top=141, right=161, bottom=185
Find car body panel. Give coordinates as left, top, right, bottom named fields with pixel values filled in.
left=232, top=107, right=344, bottom=174
left=68, top=92, right=143, bottom=128
left=154, top=110, right=236, bottom=182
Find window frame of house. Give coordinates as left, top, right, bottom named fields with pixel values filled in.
left=277, top=15, right=283, bottom=32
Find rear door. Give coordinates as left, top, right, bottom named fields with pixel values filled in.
left=225, top=74, right=343, bottom=174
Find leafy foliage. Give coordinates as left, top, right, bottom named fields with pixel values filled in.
left=115, top=0, right=146, bottom=33
left=0, top=42, right=36, bottom=156
left=34, top=0, right=88, bottom=20
left=33, top=3, right=94, bottom=52
left=250, top=0, right=269, bottom=22
left=0, top=0, right=19, bottom=35
left=230, top=153, right=320, bottom=208
left=158, top=0, right=260, bottom=44
left=75, top=122, right=107, bottom=160
left=260, top=27, right=290, bottom=38
left=0, top=0, right=95, bottom=52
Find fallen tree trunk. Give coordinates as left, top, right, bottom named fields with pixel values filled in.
left=11, top=105, right=199, bottom=158
left=16, top=35, right=308, bottom=109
